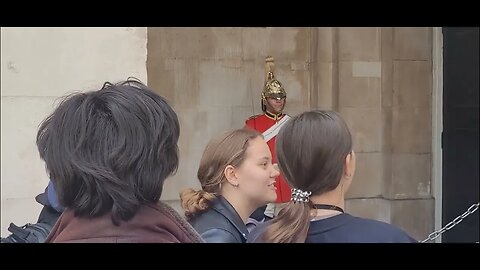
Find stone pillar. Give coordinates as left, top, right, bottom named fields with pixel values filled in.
left=337, top=27, right=434, bottom=240
left=387, top=27, right=434, bottom=239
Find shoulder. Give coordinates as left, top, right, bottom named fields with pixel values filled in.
left=140, top=203, right=204, bottom=243
left=246, top=114, right=261, bottom=123
left=278, top=114, right=291, bottom=123
left=201, top=228, right=241, bottom=243
left=307, top=214, right=417, bottom=243
left=349, top=216, right=417, bottom=242
left=245, top=114, right=263, bottom=128
left=247, top=115, right=261, bottom=120
left=246, top=220, right=271, bottom=243
left=189, top=207, right=230, bottom=232
left=351, top=216, right=401, bottom=231
left=189, top=209, right=243, bottom=243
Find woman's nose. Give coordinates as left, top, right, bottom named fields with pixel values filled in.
left=272, top=163, right=280, bottom=177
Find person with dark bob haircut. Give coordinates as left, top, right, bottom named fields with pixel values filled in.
left=38, top=78, right=203, bottom=243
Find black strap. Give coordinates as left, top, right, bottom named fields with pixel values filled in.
left=8, top=223, right=30, bottom=239
left=312, top=204, right=344, bottom=213
left=7, top=223, right=37, bottom=243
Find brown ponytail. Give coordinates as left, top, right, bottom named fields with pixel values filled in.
left=180, top=188, right=216, bottom=219
left=262, top=202, right=311, bottom=242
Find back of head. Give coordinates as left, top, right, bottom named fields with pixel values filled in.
left=180, top=128, right=262, bottom=219
left=277, top=110, right=352, bottom=194
left=36, top=79, right=180, bottom=225
left=262, top=110, right=352, bottom=242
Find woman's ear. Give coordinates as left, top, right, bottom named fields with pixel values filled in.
left=224, top=165, right=239, bottom=187
left=344, top=150, right=355, bottom=178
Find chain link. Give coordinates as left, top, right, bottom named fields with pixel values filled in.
left=421, top=202, right=479, bottom=243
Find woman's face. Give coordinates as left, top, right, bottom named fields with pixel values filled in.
left=234, top=137, right=279, bottom=206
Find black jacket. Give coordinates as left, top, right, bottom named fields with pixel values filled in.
left=189, top=196, right=248, bottom=243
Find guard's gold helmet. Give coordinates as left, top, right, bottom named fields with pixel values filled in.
left=261, top=56, right=286, bottom=112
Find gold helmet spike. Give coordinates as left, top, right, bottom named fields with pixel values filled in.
left=261, top=56, right=287, bottom=106
left=264, top=56, right=275, bottom=82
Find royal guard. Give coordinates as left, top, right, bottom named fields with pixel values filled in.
left=245, top=56, right=291, bottom=220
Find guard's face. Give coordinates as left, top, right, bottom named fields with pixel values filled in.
left=265, top=97, right=286, bottom=114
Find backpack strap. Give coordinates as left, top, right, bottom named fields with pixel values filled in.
left=7, top=223, right=42, bottom=243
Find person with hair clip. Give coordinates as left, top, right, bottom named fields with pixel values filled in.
left=180, top=128, right=279, bottom=243
left=38, top=78, right=203, bottom=243
left=248, top=110, right=417, bottom=243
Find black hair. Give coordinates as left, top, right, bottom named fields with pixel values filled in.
left=36, top=79, right=180, bottom=225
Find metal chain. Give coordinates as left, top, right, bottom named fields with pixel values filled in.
left=421, top=202, right=479, bottom=243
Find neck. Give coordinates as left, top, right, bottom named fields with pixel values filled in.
left=221, top=189, right=257, bottom=224
left=309, top=186, right=345, bottom=214
left=265, top=110, right=283, bottom=121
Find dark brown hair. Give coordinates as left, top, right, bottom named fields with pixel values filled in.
left=261, top=110, right=352, bottom=242
left=36, top=79, right=179, bottom=225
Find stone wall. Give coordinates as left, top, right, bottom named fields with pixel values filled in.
left=148, top=27, right=434, bottom=240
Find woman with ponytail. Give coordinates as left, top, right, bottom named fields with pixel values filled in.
left=248, top=110, right=417, bottom=243
left=180, top=128, right=279, bottom=243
